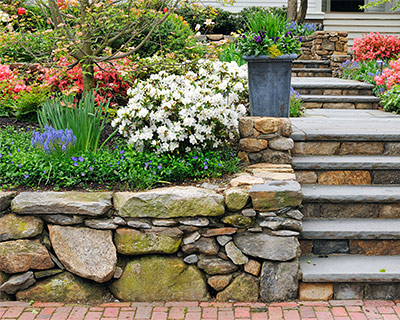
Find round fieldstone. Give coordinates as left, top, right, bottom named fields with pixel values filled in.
left=197, top=256, right=238, bottom=275
left=216, top=273, right=259, bottom=302
left=224, top=188, right=249, bottom=212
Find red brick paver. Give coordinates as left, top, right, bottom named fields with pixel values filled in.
left=1, top=301, right=400, bottom=320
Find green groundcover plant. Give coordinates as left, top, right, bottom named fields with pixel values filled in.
left=0, top=126, right=241, bottom=190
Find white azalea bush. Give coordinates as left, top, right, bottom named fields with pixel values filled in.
left=112, top=60, right=248, bottom=154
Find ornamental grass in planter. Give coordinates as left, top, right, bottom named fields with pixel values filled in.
left=237, top=9, right=302, bottom=117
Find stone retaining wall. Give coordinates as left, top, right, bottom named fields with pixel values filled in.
left=238, top=117, right=294, bottom=165
left=0, top=166, right=303, bottom=303
left=299, top=31, right=351, bottom=76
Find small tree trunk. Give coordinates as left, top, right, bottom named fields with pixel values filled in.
left=287, top=0, right=298, bottom=21
left=82, top=61, right=95, bottom=94
left=296, top=0, right=308, bottom=24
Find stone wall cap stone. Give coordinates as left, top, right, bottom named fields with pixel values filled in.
left=11, top=192, right=112, bottom=216
left=114, top=187, right=224, bottom=218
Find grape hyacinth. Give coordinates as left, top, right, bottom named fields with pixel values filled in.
left=31, top=125, right=77, bottom=154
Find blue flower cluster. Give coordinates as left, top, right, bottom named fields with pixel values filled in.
left=31, top=125, right=77, bottom=154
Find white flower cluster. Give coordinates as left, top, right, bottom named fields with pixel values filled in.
left=112, top=60, right=248, bottom=154
left=0, top=10, right=9, bottom=23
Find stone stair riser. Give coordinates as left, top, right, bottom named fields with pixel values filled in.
left=300, top=239, right=400, bottom=256
left=292, top=70, right=332, bottom=77
left=295, top=170, right=400, bottom=185
left=302, top=202, right=400, bottom=219
left=293, top=63, right=331, bottom=69
left=299, top=282, right=400, bottom=300
left=293, top=142, right=400, bottom=156
left=295, top=88, right=373, bottom=96
left=304, top=101, right=378, bottom=109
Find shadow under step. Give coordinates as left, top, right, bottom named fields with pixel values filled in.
left=292, top=68, right=332, bottom=77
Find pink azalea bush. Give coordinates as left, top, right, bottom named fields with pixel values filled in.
left=375, top=59, right=400, bottom=90
left=0, top=64, right=32, bottom=97
left=352, top=32, right=400, bottom=61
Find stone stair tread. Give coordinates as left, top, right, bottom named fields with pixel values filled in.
left=291, top=110, right=400, bottom=142
left=300, top=255, right=400, bottom=282
left=291, top=77, right=374, bottom=89
left=300, top=95, right=380, bottom=103
left=293, top=155, right=400, bottom=170
left=301, top=218, right=400, bottom=239
left=294, top=60, right=330, bottom=64
left=292, top=68, right=332, bottom=73
left=302, top=184, right=400, bottom=203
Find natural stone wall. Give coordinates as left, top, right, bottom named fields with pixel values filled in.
left=0, top=165, right=303, bottom=303
left=299, top=31, right=351, bottom=76
left=238, top=117, right=294, bottom=165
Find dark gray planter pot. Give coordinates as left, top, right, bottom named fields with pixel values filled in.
left=243, top=54, right=297, bottom=117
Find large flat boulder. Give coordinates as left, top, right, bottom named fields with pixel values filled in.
left=0, top=214, right=43, bottom=241
left=16, top=272, right=107, bottom=302
left=114, top=187, right=225, bottom=218
left=109, top=256, right=208, bottom=301
left=234, top=233, right=300, bottom=261
left=114, top=227, right=182, bottom=255
left=11, top=192, right=112, bottom=216
left=0, top=240, right=54, bottom=274
left=48, top=226, right=116, bottom=283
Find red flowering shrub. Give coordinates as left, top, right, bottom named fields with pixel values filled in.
left=42, top=57, right=136, bottom=105
left=375, top=59, right=400, bottom=90
left=0, top=64, right=32, bottom=97
left=352, top=32, right=400, bottom=61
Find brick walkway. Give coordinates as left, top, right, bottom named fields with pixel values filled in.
left=0, top=300, right=400, bottom=320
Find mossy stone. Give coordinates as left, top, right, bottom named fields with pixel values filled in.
left=216, top=273, right=259, bottom=302
left=222, top=214, right=254, bottom=228
left=0, top=214, right=43, bottom=241
left=224, top=188, right=249, bottom=212
left=109, top=256, right=209, bottom=301
left=114, top=228, right=182, bottom=255
left=16, top=272, right=107, bottom=302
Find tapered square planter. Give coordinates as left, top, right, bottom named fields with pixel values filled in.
left=243, top=54, right=297, bottom=117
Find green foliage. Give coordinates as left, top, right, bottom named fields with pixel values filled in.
left=133, top=14, right=204, bottom=58
left=381, top=84, right=400, bottom=113
left=38, top=91, right=111, bottom=153
left=361, top=0, right=400, bottom=11
left=219, top=42, right=246, bottom=66
left=0, top=126, right=240, bottom=190
left=177, top=5, right=287, bottom=35
left=6, top=85, right=50, bottom=120
left=289, top=91, right=305, bottom=117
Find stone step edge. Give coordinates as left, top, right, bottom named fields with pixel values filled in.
left=300, top=255, right=400, bottom=283
left=301, top=95, right=380, bottom=103
left=292, top=155, right=400, bottom=170
left=291, top=132, right=400, bottom=142
left=300, top=218, right=400, bottom=240
left=291, top=82, right=374, bottom=90
left=302, top=184, right=400, bottom=203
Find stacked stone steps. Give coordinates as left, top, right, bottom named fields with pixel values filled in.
left=293, top=155, right=400, bottom=185
left=292, top=60, right=332, bottom=77
left=291, top=110, right=400, bottom=300
left=291, top=77, right=378, bottom=110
